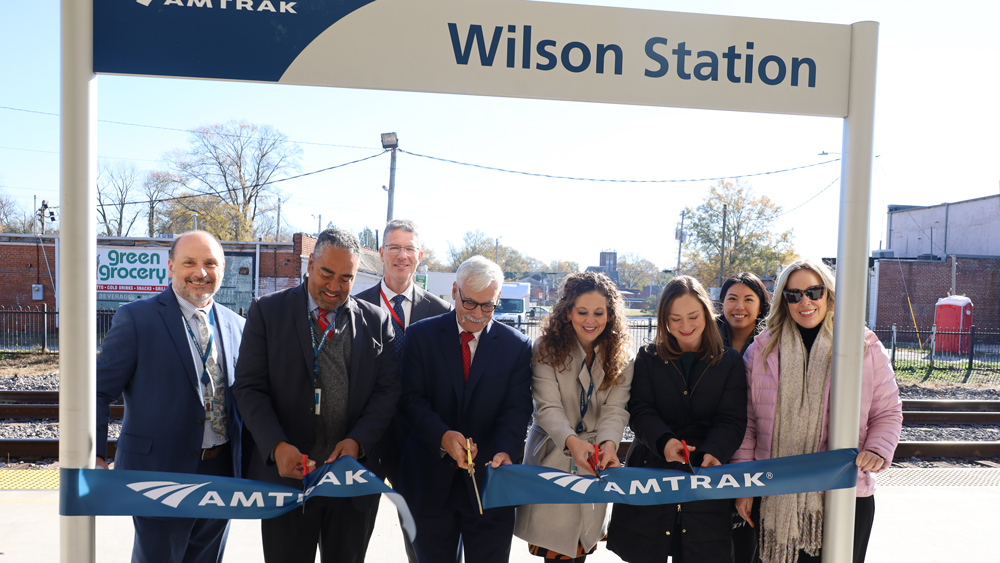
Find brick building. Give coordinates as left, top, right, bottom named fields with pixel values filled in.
left=870, top=256, right=1000, bottom=329
left=0, top=232, right=382, bottom=315
left=869, top=194, right=1000, bottom=329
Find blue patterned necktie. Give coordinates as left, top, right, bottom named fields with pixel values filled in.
left=391, top=294, right=406, bottom=359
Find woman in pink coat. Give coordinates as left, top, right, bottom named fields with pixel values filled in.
left=733, top=259, right=902, bottom=563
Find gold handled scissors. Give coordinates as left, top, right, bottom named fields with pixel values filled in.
left=467, top=438, right=483, bottom=515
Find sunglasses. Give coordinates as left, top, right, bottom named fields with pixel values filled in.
left=783, top=285, right=826, bottom=304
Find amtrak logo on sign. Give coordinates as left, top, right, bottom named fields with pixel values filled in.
left=128, top=481, right=210, bottom=508
left=94, top=0, right=374, bottom=81
left=138, top=0, right=299, bottom=13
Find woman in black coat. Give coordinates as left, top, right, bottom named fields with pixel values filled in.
left=607, top=276, right=747, bottom=563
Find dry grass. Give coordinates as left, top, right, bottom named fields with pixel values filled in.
left=0, top=353, right=59, bottom=377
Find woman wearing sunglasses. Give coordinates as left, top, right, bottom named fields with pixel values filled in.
left=607, top=276, right=746, bottom=563
left=733, top=259, right=902, bottom=563
left=514, top=272, right=634, bottom=562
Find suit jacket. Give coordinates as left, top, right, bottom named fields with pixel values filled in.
left=396, top=312, right=533, bottom=514
left=233, top=282, right=400, bottom=510
left=96, top=286, right=246, bottom=478
left=354, top=281, right=452, bottom=325
left=355, top=280, right=452, bottom=481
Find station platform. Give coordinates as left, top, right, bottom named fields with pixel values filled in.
left=1, top=468, right=997, bottom=562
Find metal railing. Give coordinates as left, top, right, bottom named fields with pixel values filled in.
left=0, top=306, right=118, bottom=352
left=871, top=324, right=1000, bottom=378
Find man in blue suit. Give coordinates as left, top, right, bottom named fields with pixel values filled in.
left=96, top=230, right=246, bottom=563
left=397, top=255, right=533, bottom=563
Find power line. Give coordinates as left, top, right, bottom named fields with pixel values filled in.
left=777, top=176, right=840, bottom=217
left=0, top=105, right=381, bottom=151
left=399, top=148, right=842, bottom=183
left=94, top=150, right=387, bottom=208
left=0, top=144, right=161, bottom=163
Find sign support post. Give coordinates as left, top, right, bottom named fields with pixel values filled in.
left=824, top=20, right=879, bottom=563
left=59, top=0, right=98, bottom=561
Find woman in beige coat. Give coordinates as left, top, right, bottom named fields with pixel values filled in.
left=514, top=272, right=634, bottom=562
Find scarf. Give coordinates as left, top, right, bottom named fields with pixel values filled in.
left=760, top=319, right=833, bottom=563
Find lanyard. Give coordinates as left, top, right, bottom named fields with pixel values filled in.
left=182, top=308, right=216, bottom=391
left=576, top=360, right=595, bottom=434
left=308, top=307, right=340, bottom=379
left=379, top=287, right=405, bottom=329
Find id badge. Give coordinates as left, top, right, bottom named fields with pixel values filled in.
left=314, top=389, right=321, bottom=415
left=204, top=400, right=214, bottom=422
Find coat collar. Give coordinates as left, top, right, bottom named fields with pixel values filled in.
left=570, top=339, right=605, bottom=391
left=157, top=286, right=201, bottom=395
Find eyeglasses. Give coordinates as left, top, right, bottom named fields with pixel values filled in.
left=457, top=287, right=498, bottom=313
left=384, top=244, right=420, bottom=256
left=783, top=285, right=826, bottom=304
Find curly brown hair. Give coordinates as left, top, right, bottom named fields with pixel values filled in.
left=535, top=271, right=633, bottom=391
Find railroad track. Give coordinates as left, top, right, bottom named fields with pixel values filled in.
left=3, top=439, right=999, bottom=464
left=2, top=395, right=999, bottom=461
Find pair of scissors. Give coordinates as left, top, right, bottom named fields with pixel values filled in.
left=680, top=439, right=692, bottom=469
left=467, top=438, right=484, bottom=515
left=587, top=443, right=606, bottom=484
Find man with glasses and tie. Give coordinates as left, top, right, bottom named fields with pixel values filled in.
left=96, top=230, right=246, bottom=563
left=354, top=219, right=451, bottom=562
left=234, top=227, right=399, bottom=563
left=395, top=255, right=533, bottom=563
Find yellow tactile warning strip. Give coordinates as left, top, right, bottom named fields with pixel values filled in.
left=880, top=468, right=1000, bottom=487
left=0, top=470, right=60, bottom=490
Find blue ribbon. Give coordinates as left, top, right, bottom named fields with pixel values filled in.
left=483, top=448, right=859, bottom=509
left=59, top=457, right=416, bottom=542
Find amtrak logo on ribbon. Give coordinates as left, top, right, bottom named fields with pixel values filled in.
left=483, top=449, right=860, bottom=509
left=127, top=481, right=210, bottom=508
left=538, top=472, right=603, bottom=494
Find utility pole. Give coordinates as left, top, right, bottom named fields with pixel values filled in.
left=675, top=209, right=686, bottom=273
left=148, top=199, right=156, bottom=237
left=718, top=203, right=727, bottom=286
left=191, top=212, right=198, bottom=231
left=275, top=198, right=281, bottom=242
left=381, top=133, right=398, bottom=222
left=495, top=236, right=502, bottom=263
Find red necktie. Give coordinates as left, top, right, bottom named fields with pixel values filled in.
left=460, top=331, right=475, bottom=382
left=317, top=308, right=331, bottom=332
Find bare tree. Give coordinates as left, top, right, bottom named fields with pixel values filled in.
left=0, top=191, right=35, bottom=234
left=617, top=252, right=661, bottom=289
left=97, top=160, right=142, bottom=237
left=168, top=120, right=302, bottom=241
left=141, top=170, right=176, bottom=237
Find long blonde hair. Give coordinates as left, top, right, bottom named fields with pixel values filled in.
left=761, top=258, right=837, bottom=358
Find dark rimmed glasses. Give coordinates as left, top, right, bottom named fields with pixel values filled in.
left=458, top=286, right=498, bottom=313
left=783, top=285, right=826, bottom=304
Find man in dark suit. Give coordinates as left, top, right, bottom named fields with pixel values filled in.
left=96, top=230, right=246, bottom=563
left=354, top=219, right=452, bottom=562
left=234, top=228, right=399, bottom=563
left=397, top=255, right=534, bottom=563
left=355, top=219, right=451, bottom=474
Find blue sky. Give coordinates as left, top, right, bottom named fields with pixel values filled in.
left=2, top=0, right=998, bottom=273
